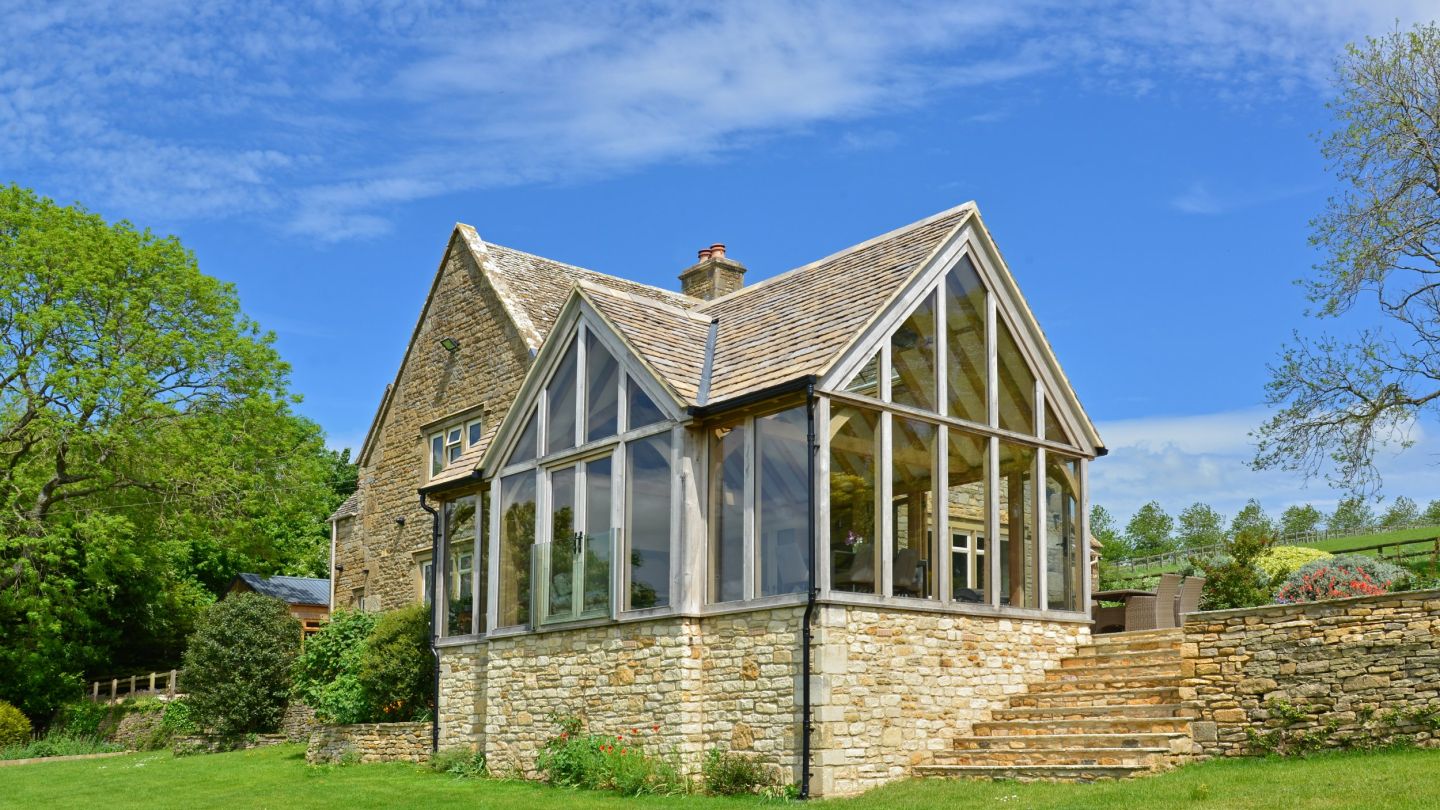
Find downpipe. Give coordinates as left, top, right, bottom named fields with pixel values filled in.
left=419, top=492, right=441, bottom=753
left=799, top=380, right=818, bottom=800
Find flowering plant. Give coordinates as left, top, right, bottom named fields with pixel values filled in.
left=536, top=712, right=685, bottom=796
left=1274, top=555, right=1407, bottom=604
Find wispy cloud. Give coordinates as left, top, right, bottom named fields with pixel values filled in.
left=1170, top=179, right=1323, bottom=215
left=1, top=0, right=1432, bottom=239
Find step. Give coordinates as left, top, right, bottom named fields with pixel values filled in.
left=1026, top=674, right=1184, bottom=694
left=972, top=716, right=1194, bottom=737
left=914, top=763, right=1151, bottom=782
left=1009, top=686, right=1183, bottom=709
left=992, top=703, right=1198, bottom=721
left=952, top=732, right=1190, bottom=752
left=1059, top=648, right=1181, bottom=669
left=1082, top=630, right=1184, bottom=653
left=929, top=747, right=1170, bottom=768
left=1044, top=662, right=1181, bottom=682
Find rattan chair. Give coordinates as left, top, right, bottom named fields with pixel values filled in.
left=1124, top=572, right=1183, bottom=631
left=1174, top=575, right=1206, bottom=625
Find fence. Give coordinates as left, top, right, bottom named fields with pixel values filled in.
left=88, top=669, right=182, bottom=703
left=1112, top=520, right=1440, bottom=570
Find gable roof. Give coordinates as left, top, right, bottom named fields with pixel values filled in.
left=231, top=573, right=330, bottom=606
left=328, top=491, right=360, bottom=522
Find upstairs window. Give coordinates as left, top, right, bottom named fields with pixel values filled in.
left=430, top=417, right=483, bottom=477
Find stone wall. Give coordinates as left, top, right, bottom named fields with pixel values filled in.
left=306, top=722, right=433, bottom=765
left=282, top=701, right=319, bottom=743
left=1181, top=589, right=1440, bottom=756
left=812, top=606, right=1088, bottom=795
left=334, top=236, right=535, bottom=611
left=437, top=644, right=488, bottom=750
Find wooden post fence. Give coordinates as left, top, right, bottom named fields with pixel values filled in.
left=87, top=670, right=183, bottom=702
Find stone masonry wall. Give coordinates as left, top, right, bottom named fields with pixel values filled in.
left=812, top=605, right=1088, bottom=796
left=1181, top=589, right=1440, bottom=756
left=438, top=643, right=488, bottom=751
left=335, top=238, right=534, bottom=611
left=306, top=722, right=432, bottom=764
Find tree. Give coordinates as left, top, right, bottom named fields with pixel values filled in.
left=1124, top=501, right=1174, bottom=557
left=1175, top=502, right=1225, bottom=550
left=1090, top=504, right=1129, bottom=561
left=1193, top=529, right=1273, bottom=611
left=1255, top=24, right=1440, bottom=496
left=182, top=593, right=300, bottom=739
left=1229, top=499, right=1274, bottom=539
left=1424, top=499, right=1440, bottom=525
left=0, top=186, right=347, bottom=718
left=1329, top=496, right=1376, bottom=533
left=1380, top=495, right=1420, bottom=528
left=1278, top=503, right=1325, bottom=538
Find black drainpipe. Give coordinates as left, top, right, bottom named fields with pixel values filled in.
left=799, top=380, right=818, bottom=800
left=419, top=492, right=441, bottom=753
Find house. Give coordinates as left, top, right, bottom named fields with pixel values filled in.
left=225, top=573, right=331, bottom=638
left=330, top=202, right=1103, bottom=795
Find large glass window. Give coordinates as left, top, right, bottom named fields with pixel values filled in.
left=891, top=416, right=937, bottom=598
left=829, top=403, right=879, bottom=594
left=709, top=422, right=747, bottom=603
left=586, top=331, right=620, bottom=442
left=547, top=342, right=579, bottom=455
left=890, top=290, right=937, bottom=411
left=947, top=429, right=988, bottom=603
left=1044, top=401, right=1070, bottom=446
left=1046, top=453, right=1082, bottom=612
left=626, top=433, right=672, bottom=609
left=946, top=256, right=987, bottom=424
left=844, top=350, right=880, bottom=398
left=999, top=441, right=1037, bottom=608
left=757, top=406, right=810, bottom=597
left=498, top=471, right=536, bottom=628
left=628, top=378, right=666, bottom=432
left=510, top=407, right=539, bottom=466
left=442, top=495, right=478, bottom=637
left=540, top=457, right=612, bottom=624
left=997, top=316, right=1036, bottom=435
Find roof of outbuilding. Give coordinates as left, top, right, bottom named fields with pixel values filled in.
left=232, top=573, right=330, bottom=606
left=328, top=491, right=360, bottom=522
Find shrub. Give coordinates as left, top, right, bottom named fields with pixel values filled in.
left=1257, top=546, right=1332, bottom=583
left=702, top=748, right=771, bottom=796
left=0, top=700, right=30, bottom=747
left=357, top=603, right=433, bottom=722
left=536, top=713, right=684, bottom=797
left=51, top=700, right=109, bottom=738
left=1, top=730, right=119, bottom=760
left=1275, top=555, right=1409, bottom=603
left=431, top=747, right=488, bottom=778
left=292, top=610, right=377, bottom=724
left=182, top=593, right=300, bottom=739
left=1191, top=529, right=1273, bottom=610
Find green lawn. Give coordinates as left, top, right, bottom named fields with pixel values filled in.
left=4, top=744, right=1440, bottom=809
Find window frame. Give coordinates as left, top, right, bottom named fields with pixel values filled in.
left=428, top=416, right=484, bottom=480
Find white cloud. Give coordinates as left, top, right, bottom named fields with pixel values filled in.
left=2, top=0, right=1435, bottom=239
left=1092, top=406, right=1440, bottom=522
left=1170, top=178, right=1324, bottom=215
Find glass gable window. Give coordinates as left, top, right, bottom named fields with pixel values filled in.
left=757, top=407, right=809, bottom=597
left=1044, top=401, right=1071, bottom=446
left=947, top=429, right=988, bottom=603
left=946, top=256, right=987, bottom=424
left=586, top=331, right=620, bottom=442
left=497, top=471, right=536, bottom=628
left=844, top=350, right=880, bottom=398
left=547, top=342, right=579, bottom=455
left=510, top=407, right=539, bottom=466
left=626, top=433, right=672, bottom=609
left=997, top=315, right=1036, bottom=435
left=999, top=440, right=1038, bottom=609
left=829, top=403, right=879, bottom=594
left=1045, top=453, right=1082, bottom=612
left=709, top=422, right=747, bottom=603
left=890, top=290, right=938, bottom=411
left=628, top=380, right=666, bottom=431
left=891, top=416, right=937, bottom=599
left=540, top=457, right=612, bottom=624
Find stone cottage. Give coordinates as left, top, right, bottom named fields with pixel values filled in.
left=330, top=202, right=1104, bottom=795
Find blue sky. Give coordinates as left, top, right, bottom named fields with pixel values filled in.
left=6, top=0, right=1440, bottom=524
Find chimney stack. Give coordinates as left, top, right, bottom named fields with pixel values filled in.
left=679, top=242, right=745, bottom=300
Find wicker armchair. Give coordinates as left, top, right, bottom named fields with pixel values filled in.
left=1124, top=573, right=1183, bottom=631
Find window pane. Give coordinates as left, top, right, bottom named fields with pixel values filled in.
left=448, top=443, right=463, bottom=463
left=498, top=472, right=536, bottom=627
left=586, top=331, right=620, bottom=442
left=890, top=289, right=938, bottom=411
left=510, top=408, right=539, bottom=466
left=583, top=457, right=613, bottom=616
left=448, top=427, right=462, bottom=444
left=1046, top=453, right=1082, bottom=612
left=1044, top=402, right=1070, bottom=446
left=891, top=416, right=936, bottom=598
left=757, top=406, right=810, bottom=597
left=431, top=434, right=444, bottom=475
left=947, top=429, right=988, bottom=603
left=829, top=403, right=878, bottom=594
left=997, top=316, right=1037, bottom=434
left=708, top=422, right=747, bottom=603
left=844, top=350, right=880, bottom=398
left=421, top=561, right=434, bottom=607
left=442, top=495, right=476, bottom=637
left=947, top=256, right=987, bottom=424
left=545, top=467, right=577, bottom=622
left=468, top=420, right=483, bottom=447
left=547, top=341, right=579, bottom=455
left=627, top=379, right=665, bottom=431
left=626, top=433, right=671, bottom=609
left=999, top=441, right=1038, bottom=608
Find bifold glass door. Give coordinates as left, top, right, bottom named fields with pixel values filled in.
left=538, top=455, right=613, bottom=624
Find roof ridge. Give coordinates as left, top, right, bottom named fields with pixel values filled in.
left=698, top=200, right=976, bottom=310
left=485, top=239, right=698, bottom=307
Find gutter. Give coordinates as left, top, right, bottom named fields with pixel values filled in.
left=419, top=492, right=441, bottom=753
left=799, top=379, right=818, bottom=800
left=687, top=375, right=816, bottom=419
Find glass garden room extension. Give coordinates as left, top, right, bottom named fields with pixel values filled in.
left=428, top=222, right=1095, bottom=644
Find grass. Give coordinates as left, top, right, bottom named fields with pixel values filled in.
left=0, top=731, right=122, bottom=761
left=4, top=743, right=1440, bottom=809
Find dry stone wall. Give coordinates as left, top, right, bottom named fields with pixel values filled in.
left=1181, top=589, right=1440, bottom=756
left=306, top=722, right=432, bottom=764
left=437, top=644, right=488, bottom=750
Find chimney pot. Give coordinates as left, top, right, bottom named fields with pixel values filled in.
left=709, top=243, right=726, bottom=259
left=679, top=242, right=745, bottom=300
left=698, top=248, right=713, bottom=260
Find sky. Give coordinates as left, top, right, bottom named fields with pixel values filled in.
left=6, top=0, right=1440, bottom=525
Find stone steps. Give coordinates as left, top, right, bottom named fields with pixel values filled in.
left=914, top=630, right=1195, bottom=783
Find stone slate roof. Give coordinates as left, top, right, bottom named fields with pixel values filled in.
left=328, top=491, right=360, bottom=522
left=234, top=573, right=330, bottom=606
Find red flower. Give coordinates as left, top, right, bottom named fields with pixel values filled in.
left=652, top=724, right=660, bottom=732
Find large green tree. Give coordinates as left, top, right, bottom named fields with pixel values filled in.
left=1278, top=503, right=1325, bottom=537
left=1090, top=504, right=1128, bottom=561
left=1256, top=24, right=1440, bottom=495
left=0, top=186, right=346, bottom=718
left=1229, top=498, right=1274, bottom=539
left=1124, top=501, right=1175, bottom=558
left=1175, top=502, right=1225, bottom=550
